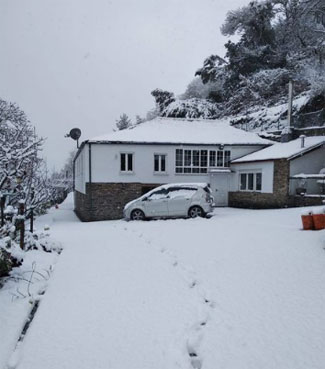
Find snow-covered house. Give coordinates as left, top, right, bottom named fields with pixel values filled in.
left=230, top=136, right=325, bottom=208
left=73, top=118, right=271, bottom=221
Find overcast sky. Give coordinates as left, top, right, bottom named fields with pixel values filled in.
left=0, top=0, right=247, bottom=169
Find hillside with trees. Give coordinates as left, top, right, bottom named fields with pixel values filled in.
left=150, top=0, right=325, bottom=132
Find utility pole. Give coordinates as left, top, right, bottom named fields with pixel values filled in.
left=287, top=79, right=294, bottom=128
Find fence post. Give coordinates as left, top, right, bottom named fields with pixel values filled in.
left=18, top=201, right=25, bottom=250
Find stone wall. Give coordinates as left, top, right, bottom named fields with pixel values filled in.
left=74, top=190, right=91, bottom=221
left=74, top=182, right=161, bottom=221
left=229, top=159, right=291, bottom=208
left=288, top=196, right=324, bottom=207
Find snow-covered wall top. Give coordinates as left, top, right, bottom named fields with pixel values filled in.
left=88, top=117, right=272, bottom=146
left=232, top=136, right=325, bottom=163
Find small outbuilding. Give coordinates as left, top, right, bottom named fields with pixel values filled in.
left=230, top=135, right=325, bottom=208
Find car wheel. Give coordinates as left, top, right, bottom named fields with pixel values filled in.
left=188, top=206, right=204, bottom=218
left=131, top=209, right=145, bottom=221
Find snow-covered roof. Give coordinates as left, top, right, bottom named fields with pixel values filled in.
left=88, top=117, right=271, bottom=146
left=232, top=136, right=325, bottom=163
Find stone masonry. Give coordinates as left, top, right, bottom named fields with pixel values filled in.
left=74, top=182, right=161, bottom=221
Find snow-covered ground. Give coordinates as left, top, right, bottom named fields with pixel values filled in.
left=2, top=195, right=325, bottom=369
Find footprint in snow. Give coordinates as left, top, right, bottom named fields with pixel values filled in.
left=187, top=342, right=203, bottom=369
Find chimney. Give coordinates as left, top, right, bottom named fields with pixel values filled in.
left=300, top=135, right=306, bottom=148
left=281, top=126, right=293, bottom=143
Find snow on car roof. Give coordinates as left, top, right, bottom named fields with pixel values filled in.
left=232, top=136, right=325, bottom=163
left=88, top=117, right=271, bottom=146
left=138, top=183, right=208, bottom=200
left=161, top=183, right=208, bottom=189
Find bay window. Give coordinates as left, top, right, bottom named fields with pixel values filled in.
left=175, top=148, right=231, bottom=174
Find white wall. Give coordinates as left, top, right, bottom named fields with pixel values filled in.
left=230, top=161, right=274, bottom=193
left=84, top=143, right=264, bottom=185
left=290, top=146, right=325, bottom=176
left=289, top=146, right=325, bottom=194
left=74, top=145, right=88, bottom=194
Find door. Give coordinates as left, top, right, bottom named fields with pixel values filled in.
left=144, top=189, right=169, bottom=217
left=166, top=186, right=195, bottom=216
left=210, top=174, right=229, bottom=207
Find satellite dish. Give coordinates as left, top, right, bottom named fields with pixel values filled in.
left=69, top=128, right=81, bottom=141
left=65, top=128, right=82, bottom=148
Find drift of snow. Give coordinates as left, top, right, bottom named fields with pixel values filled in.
left=89, top=117, right=272, bottom=146
left=0, top=194, right=323, bottom=369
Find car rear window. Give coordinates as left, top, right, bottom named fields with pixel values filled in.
left=203, top=186, right=212, bottom=194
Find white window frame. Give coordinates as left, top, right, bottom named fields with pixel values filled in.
left=120, top=152, right=134, bottom=173
left=239, top=171, right=262, bottom=192
left=175, top=148, right=231, bottom=174
left=154, top=153, right=167, bottom=174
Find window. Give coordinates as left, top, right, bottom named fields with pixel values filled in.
left=215, top=150, right=231, bottom=167
left=224, top=151, right=231, bottom=167
left=200, top=150, right=208, bottom=173
left=148, top=188, right=168, bottom=200
left=175, top=148, right=231, bottom=174
left=248, top=173, right=254, bottom=190
left=176, top=149, right=183, bottom=173
left=256, top=173, right=262, bottom=191
left=209, top=151, right=216, bottom=167
left=167, top=186, right=197, bottom=199
left=120, top=153, right=133, bottom=172
left=217, top=151, right=223, bottom=167
left=240, top=173, right=247, bottom=190
left=240, top=172, right=262, bottom=191
left=154, top=154, right=166, bottom=173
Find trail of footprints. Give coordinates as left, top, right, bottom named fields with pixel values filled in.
left=133, top=230, right=215, bottom=369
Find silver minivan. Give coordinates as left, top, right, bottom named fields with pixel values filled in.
left=123, top=183, right=213, bottom=221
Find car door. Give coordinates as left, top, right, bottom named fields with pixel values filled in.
left=167, top=187, right=195, bottom=216
left=144, top=188, right=169, bottom=217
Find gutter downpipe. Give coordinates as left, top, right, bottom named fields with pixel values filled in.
left=88, top=143, right=92, bottom=220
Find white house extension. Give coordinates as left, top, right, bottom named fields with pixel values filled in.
left=230, top=135, right=325, bottom=208
left=73, top=117, right=271, bottom=221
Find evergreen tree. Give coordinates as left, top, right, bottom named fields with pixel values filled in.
left=115, top=113, right=132, bottom=131
left=151, top=89, right=175, bottom=113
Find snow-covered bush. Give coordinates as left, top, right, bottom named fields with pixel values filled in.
left=161, top=98, right=222, bottom=119
left=0, top=236, right=23, bottom=279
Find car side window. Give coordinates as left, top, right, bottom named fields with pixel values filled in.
left=166, top=187, right=196, bottom=199
left=148, top=189, right=168, bottom=200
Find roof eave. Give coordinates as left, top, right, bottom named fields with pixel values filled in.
left=87, top=140, right=271, bottom=147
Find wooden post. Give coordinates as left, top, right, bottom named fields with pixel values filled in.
left=0, top=195, right=5, bottom=227
left=18, top=201, right=25, bottom=250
